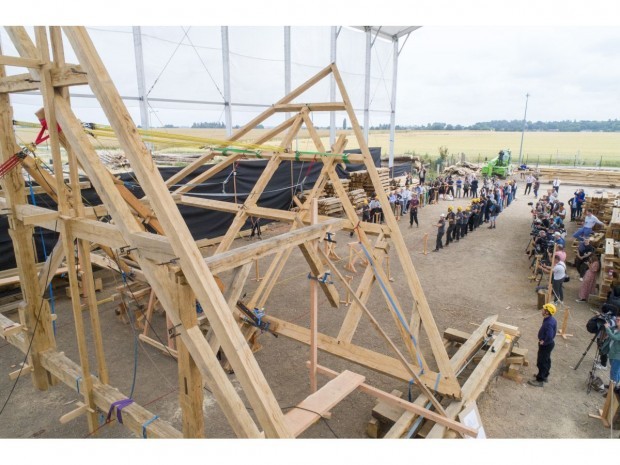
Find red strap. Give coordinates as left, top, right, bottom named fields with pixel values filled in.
left=34, top=119, right=62, bottom=146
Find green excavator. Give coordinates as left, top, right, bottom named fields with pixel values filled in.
left=481, top=149, right=513, bottom=178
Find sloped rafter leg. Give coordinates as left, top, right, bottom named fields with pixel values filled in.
left=330, top=63, right=459, bottom=393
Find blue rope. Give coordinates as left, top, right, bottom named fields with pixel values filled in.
left=121, top=271, right=139, bottom=399
left=358, top=242, right=425, bottom=371
left=142, top=415, right=159, bottom=438
left=27, top=175, right=56, bottom=335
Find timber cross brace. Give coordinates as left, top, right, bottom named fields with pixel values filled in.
left=0, top=26, right=512, bottom=439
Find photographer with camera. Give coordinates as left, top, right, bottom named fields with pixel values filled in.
left=528, top=303, right=558, bottom=387
left=603, top=315, right=620, bottom=394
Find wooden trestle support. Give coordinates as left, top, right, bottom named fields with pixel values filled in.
left=0, top=26, right=517, bottom=438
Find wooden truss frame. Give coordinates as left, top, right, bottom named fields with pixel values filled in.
left=0, top=26, right=511, bottom=439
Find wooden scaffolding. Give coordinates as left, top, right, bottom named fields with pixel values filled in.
left=0, top=26, right=514, bottom=438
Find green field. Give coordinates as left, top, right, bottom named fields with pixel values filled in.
left=15, top=127, right=620, bottom=168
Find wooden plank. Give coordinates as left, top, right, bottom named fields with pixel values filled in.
left=0, top=55, right=41, bottom=68
left=267, top=315, right=455, bottom=396
left=284, top=370, right=365, bottom=437
left=38, top=349, right=181, bottom=438
left=426, top=333, right=509, bottom=439
left=273, top=102, right=347, bottom=112
left=449, top=315, right=498, bottom=371
left=0, top=65, right=88, bottom=93
left=314, top=365, right=477, bottom=438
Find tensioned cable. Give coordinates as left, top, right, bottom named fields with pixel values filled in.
left=145, top=27, right=192, bottom=98
left=181, top=26, right=225, bottom=101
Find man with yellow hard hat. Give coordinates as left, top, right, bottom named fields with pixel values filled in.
left=528, top=303, right=558, bottom=387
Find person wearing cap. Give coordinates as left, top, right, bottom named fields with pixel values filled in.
left=445, top=207, right=456, bottom=246
left=528, top=303, right=558, bottom=387
left=552, top=231, right=565, bottom=248
left=461, top=207, right=470, bottom=238
left=408, top=193, right=419, bottom=228
left=572, top=209, right=605, bottom=242
left=433, top=213, right=446, bottom=252
left=454, top=206, right=464, bottom=241
left=361, top=198, right=371, bottom=223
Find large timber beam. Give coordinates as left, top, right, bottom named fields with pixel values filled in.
left=0, top=65, right=88, bottom=93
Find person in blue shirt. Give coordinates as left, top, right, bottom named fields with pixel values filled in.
left=528, top=303, right=558, bottom=387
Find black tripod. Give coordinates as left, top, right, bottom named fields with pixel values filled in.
left=574, top=332, right=603, bottom=394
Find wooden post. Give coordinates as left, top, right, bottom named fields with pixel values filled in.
left=251, top=258, right=263, bottom=282
left=557, top=307, right=573, bottom=339
left=174, top=273, right=205, bottom=438
left=589, top=381, right=618, bottom=427
left=339, top=275, right=353, bottom=306
left=309, top=199, right=319, bottom=393
left=546, top=243, right=558, bottom=303
left=419, top=233, right=429, bottom=255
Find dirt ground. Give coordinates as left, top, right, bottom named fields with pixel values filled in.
left=0, top=181, right=618, bottom=439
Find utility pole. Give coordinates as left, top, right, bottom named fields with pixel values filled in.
left=518, top=93, right=529, bottom=165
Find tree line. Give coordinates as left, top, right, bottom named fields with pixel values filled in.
left=377, top=119, right=620, bottom=132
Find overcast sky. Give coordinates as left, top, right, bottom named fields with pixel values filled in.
left=3, top=1, right=620, bottom=128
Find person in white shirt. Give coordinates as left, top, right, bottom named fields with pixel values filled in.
left=572, top=209, right=605, bottom=241
left=401, top=188, right=412, bottom=214
left=552, top=177, right=561, bottom=193
left=524, top=174, right=534, bottom=195
left=541, top=254, right=567, bottom=304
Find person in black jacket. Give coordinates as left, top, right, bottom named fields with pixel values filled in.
left=528, top=303, right=558, bottom=387
left=433, top=214, right=446, bottom=252
left=471, top=178, right=479, bottom=198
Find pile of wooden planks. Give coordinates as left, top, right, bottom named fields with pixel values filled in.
left=584, top=191, right=617, bottom=223
left=350, top=168, right=390, bottom=198
left=317, top=197, right=344, bottom=216
left=347, top=189, right=367, bottom=209
left=537, top=167, right=620, bottom=188
left=324, top=179, right=349, bottom=197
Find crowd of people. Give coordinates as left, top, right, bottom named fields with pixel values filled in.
left=527, top=185, right=605, bottom=306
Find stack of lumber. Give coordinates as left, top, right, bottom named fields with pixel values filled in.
left=537, top=167, right=620, bottom=187
left=584, top=191, right=616, bottom=223
left=317, top=197, right=343, bottom=216
left=324, top=179, right=350, bottom=197
left=350, top=168, right=390, bottom=197
left=347, top=189, right=367, bottom=209
left=151, top=153, right=204, bottom=166
left=98, top=150, right=129, bottom=169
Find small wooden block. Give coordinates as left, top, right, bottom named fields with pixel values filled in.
left=9, top=364, right=32, bottom=380
left=366, top=417, right=380, bottom=438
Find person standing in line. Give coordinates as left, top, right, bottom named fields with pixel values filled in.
left=454, top=206, right=463, bottom=241
left=541, top=254, right=567, bottom=304
left=528, top=303, right=558, bottom=387
left=488, top=199, right=498, bottom=229
left=401, top=187, right=411, bottom=215
left=552, top=177, right=561, bottom=193
left=461, top=207, right=470, bottom=238
left=445, top=206, right=456, bottom=246
left=463, top=178, right=470, bottom=198
left=433, top=213, right=446, bottom=252
left=408, top=193, right=419, bottom=228
left=419, top=167, right=426, bottom=185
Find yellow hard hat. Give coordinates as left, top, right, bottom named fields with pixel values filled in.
left=466, top=206, right=471, bottom=211
left=542, top=303, right=556, bottom=315
left=448, top=206, right=454, bottom=212
left=457, top=206, right=462, bottom=211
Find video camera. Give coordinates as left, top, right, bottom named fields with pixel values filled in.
left=586, top=312, right=617, bottom=336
